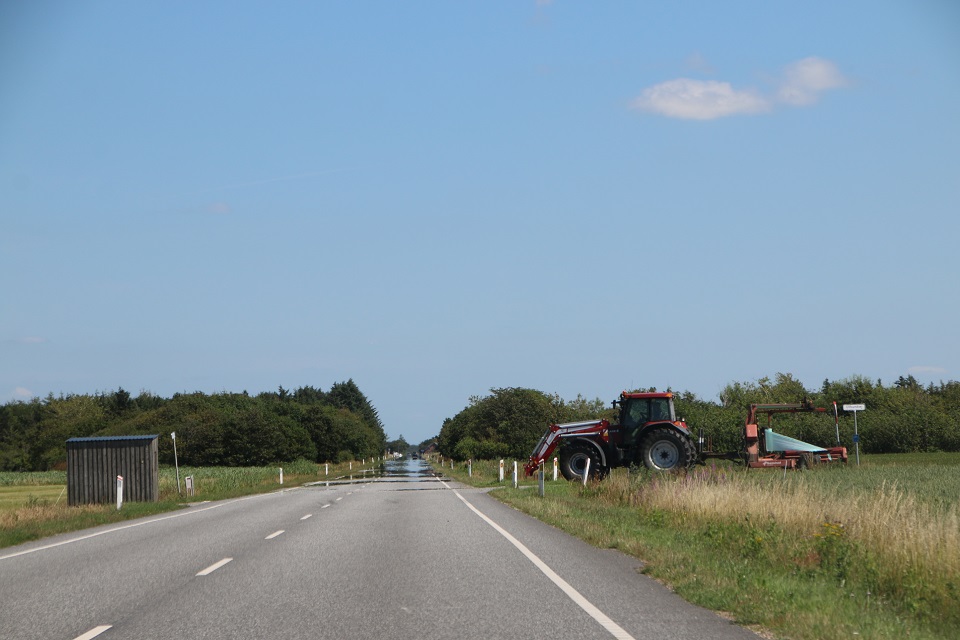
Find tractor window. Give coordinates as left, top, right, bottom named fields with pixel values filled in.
left=622, top=399, right=650, bottom=429
left=650, top=398, right=674, bottom=422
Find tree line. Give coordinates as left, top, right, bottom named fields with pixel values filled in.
left=437, top=374, right=960, bottom=461
left=0, top=379, right=386, bottom=471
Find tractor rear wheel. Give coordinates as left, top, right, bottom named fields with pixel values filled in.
left=559, top=442, right=607, bottom=481
left=639, top=428, right=695, bottom=471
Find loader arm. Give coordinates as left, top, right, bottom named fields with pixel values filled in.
left=524, top=419, right=609, bottom=476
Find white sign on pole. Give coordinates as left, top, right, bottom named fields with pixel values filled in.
left=843, top=404, right=865, bottom=465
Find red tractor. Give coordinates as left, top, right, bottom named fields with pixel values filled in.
left=524, top=392, right=848, bottom=480
left=524, top=391, right=696, bottom=480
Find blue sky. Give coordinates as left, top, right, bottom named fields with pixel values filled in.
left=2, top=1, right=958, bottom=445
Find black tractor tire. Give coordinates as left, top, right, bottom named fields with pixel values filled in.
left=559, top=442, right=608, bottom=481
left=639, top=428, right=696, bottom=472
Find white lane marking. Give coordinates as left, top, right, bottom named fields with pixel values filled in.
left=196, top=557, right=233, bottom=576
left=265, top=530, right=285, bottom=540
left=321, top=504, right=331, bottom=509
left=74, top=626, right=112, bottom=640
left=442, top=481, right=636, bottom=640
left=335, top=497, right=343, bottom=502
left=0, top=493, right=269, bottom=561
left=301, top=514, right=313, bottom=520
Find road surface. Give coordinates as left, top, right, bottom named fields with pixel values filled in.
left=0, top=460, right=759, bottom=639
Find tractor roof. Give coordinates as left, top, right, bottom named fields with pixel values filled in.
left=621, top=391, right=673, bottom=399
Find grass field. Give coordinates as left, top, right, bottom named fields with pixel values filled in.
left=0, top=459, right=378, bottom=549
left=439, top=453, right=960, bottom=640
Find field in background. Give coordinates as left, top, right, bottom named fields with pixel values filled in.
left=0, top=459, right=379, bottom=549
left=438, top=453, right=960, bottom=640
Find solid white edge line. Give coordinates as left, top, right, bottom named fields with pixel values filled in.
left=0, top=492, right=273, bottom=561
left=196, top=557, right=233, bottom=576
left=73, top=625, right=112, bottom=640
left=441, top=480, right=636, bottom=640
left=265, top=530, right=285, bottom=540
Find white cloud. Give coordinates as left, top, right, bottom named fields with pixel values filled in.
left=632, top=56, right=847, bottom=120
left=13, top=387, right=33, bottom=399
left=19, top=336, right=46, bottom=344
left=776, top=57, right=847, bottom=106
left=631, top=78, right=770, bottom=120
left=908, top=365, right=948, bottom=375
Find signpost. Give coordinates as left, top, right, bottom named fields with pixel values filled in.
left=843, top=404, right=866, bottom=465
left=171, top=432, right=181, bottom=495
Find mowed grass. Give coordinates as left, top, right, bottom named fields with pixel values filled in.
left=439, top=453, right=960, bottom=640
left=0, top=459, right=378, bottom=549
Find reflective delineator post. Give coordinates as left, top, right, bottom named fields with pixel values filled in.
left=553, top=457, right=558, bottom=481
left=538, top=462, right=545, bottom=497
left=499, top=459, right=504, bottom=482
left=582, top=459, right=591, bottom=487
left=279, top=468, right=284, bottom=485
left=468, top=459, right=472, bottom=477
left=513, top=461, right=518, bottom=488
left=116, top=475, right=124, bottom=510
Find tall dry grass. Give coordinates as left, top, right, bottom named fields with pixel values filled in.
left=597, top=464, right=960, bottom=620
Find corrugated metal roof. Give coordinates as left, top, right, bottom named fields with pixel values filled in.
left=66, top=435, right=159, bottom=443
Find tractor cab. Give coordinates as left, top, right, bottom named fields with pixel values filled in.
left=614, top=392, right=678, bottom=445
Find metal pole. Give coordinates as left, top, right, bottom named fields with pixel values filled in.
left=171, top=432, right=181, bottom=495
left=854, top=410, right=860, bottom=465
left=833, top=401, right=840, bottom=446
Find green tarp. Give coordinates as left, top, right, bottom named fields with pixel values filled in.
left=764, top=429, right=827, bottom=453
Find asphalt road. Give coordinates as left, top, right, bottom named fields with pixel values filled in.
left=0, top=460, right=760, bottom=640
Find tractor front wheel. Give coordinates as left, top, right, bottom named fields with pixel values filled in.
left=559, top=442, right=607, bottom=481
left=640, top=428, right=695, bottom=471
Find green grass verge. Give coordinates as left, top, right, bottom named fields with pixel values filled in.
left=436, top=454, right=960, bottom=640
left=0, top=459, right=378, bottom=549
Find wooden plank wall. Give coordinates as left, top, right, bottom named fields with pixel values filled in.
left=67, top=437, right=159, bottom=505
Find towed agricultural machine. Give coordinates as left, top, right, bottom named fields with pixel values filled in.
left=524, top=391, right=847, bottom=481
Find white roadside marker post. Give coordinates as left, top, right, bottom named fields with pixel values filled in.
left=279, top=468, right=284, bottom=485
left=116, top=475, right=123, bottom=510
left=499, top=459, right=504, bottom=482
left=513, top=461, right=518, bottom=489
left=582, top=459, right=590, bottom=487
left=553, top=457, right=558, bottom=481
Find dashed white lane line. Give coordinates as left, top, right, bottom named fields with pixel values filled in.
left=196, top=557, right=233, bottom=576
left=440, top=479, right=636, bottom=640
left=74, top=626, right=112, bottom=640
left=265, top=530, right=285, bottom=540
left=321, top=504, right=331, bottom=509
left=301, top=514, right=313, bottom=520
left=335, top=497, right=343, bottom=502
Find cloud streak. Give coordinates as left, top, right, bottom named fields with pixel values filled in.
left=632, top=56, right=847, bottom=120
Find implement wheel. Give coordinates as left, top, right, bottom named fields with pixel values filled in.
left=640, top=428, right=695, bottom=471
left=559, top=442, right=607, bottom=481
